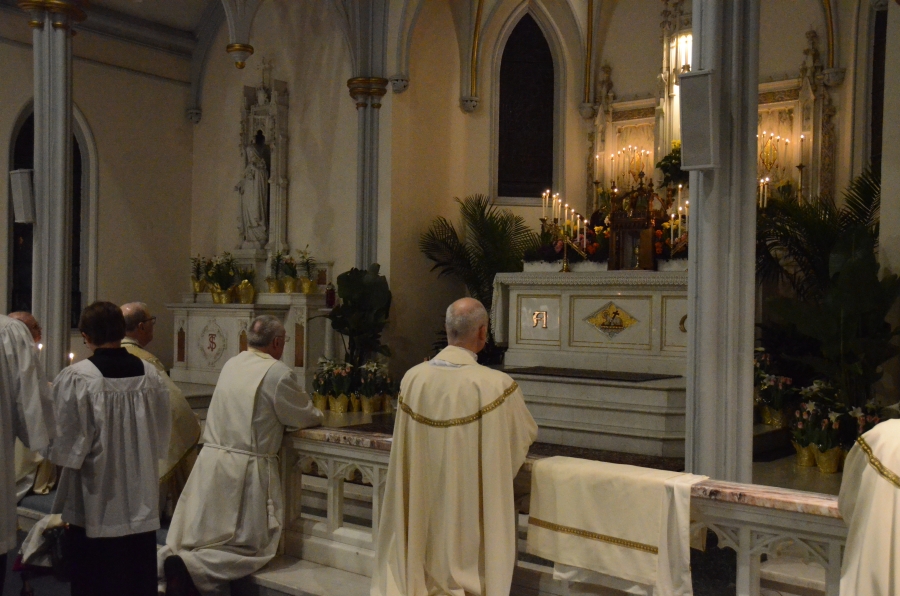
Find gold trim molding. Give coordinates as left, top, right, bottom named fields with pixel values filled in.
left=347, top=77, right=389, bottom=109
left=226, top=43, right=254, bottom=69
left=18, top=0, right=87, bottom=22
left=821, top=0, right=834, bottom=68
left=583, top=0, right=594, bottom=104
left=469, top=0, right=485, bottom=97
left=611, top=107, right=656, bottom=122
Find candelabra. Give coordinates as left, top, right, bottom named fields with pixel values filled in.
left=539, top=217, right=587, bottom=273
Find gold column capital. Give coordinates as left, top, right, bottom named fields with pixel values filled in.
left=18, top=0, right=87, bottom=22
left=347, top=77, right=389, bottom=109
left=226, top=43, right=254, bottom=69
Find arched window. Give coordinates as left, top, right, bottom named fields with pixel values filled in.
left=497, top=14, right=554, bottom=199
left=10, top=113, right=83, bottom=328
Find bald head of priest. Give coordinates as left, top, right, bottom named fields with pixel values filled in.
left=372, top=297, right=539, bottom=596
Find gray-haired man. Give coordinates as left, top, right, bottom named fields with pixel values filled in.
left=158, top=315, right=323, bottom=596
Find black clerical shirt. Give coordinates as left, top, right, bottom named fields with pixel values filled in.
left=88, top=347, right=145, bottom=378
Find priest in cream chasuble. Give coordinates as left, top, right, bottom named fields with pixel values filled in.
left=372, top=298, right=538, bottom=596
left=840, top=419, right=900, bottom=595
left=159, top=316, right=322, bottom=594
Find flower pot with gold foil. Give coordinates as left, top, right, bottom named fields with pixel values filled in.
left=360, top=395, right=381, bottom=414
left=382, top=394, right=394, bottom=413
left=349, top=393, right=362, bottom=412
left=792, top=441, right=817, bottom=467
left=814, top=446, right=844, bottom=474
left=191, top=277, right=207, bottom=294
left=312, top=393, right=328, bottom=412
left=283, top=276, right=298, bottom=293
left=300, top=277, right=318, bottom=294
left=236, top=280, right=256, bottom=304
left=762, top=406, right=788, bottom=429
left=266, top=278, right=284, bottom=293
left=210, top=284, right=232, bottom=304
left=329, top=394, right=349, bottom=414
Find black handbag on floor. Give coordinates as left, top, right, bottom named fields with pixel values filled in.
left=42, top=523, right=75, bottom=582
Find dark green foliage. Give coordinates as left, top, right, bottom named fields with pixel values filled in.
left=655, top=146, right=689, bottom=188
left=327, top=263, right=392, bottom=368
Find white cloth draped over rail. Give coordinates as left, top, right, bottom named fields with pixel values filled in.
left=840, top=419, right=900, bottom=595
left=371, top=345, right=538, bottom=596
left=527, top=457, right=706, bottom=596
left=159, top=349, right=323, bottom=594
left=0, top=316, right=55, bottom=553
left=49, top=359, right=171, bottom=537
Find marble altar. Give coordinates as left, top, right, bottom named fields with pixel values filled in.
left=167, top=292, right=327, bottom=391
left=492, top=271, right=688, bottom=456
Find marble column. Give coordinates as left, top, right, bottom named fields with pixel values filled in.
left=19, top=1, right=84, bottom=377
left=685, top=0, right=760, bottom=482
left=348, top=78, right=388, bottom=269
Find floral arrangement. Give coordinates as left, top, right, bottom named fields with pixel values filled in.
left=191, top=255, right=213, bottom=280
left=523, top=224, right=610, bottom=263
left=205, top=252, right=238, bottom=290
left=297, top=245, right=317, bottom=280
left=753, top=349, right=797, bottom=410
left=312, top=358, right=334, bottom=396
left=235, top=265, right=255, bottom=284
left=268, top=251, right=286, bottom=281
left=654, top=218, right=688, bottom=261
left=358, top=361, right=393, bottom=397
left=282, top=256, right=298, bottom=278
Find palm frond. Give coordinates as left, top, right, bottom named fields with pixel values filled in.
left=839, top=168, right=880, bottom=241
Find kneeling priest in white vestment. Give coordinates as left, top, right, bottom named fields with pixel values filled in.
left=839, top=418, right=900, bottom=595
left=49, top=301, right=171, bottom=596
left=372, top=298, right=539, bottom=596
left=160, top=315, right=323, bottom=596
left=0, top=313, right=55, bottom=589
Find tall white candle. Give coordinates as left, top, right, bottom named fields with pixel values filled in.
left=677, top=184, right=682, bottom=221
left=678, top=206, right=683, bottom=238
left=670, top=213, right=675, bottom=245
left=685, top=200, right=689, bottom=235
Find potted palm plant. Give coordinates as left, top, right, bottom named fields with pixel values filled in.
left=419, top=194, right=538, bottom=364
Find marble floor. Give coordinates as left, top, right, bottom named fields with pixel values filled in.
left=752, top=455, right=842, bottom=496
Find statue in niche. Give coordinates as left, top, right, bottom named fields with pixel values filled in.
left=235, top=135, right=270, bottom=248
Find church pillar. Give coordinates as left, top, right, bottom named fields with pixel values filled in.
left=19, top=1, right=84, bottom=377
left=878, top=1, right=900, bottom=274
left=338, top=0, right=389, bottom=269
left=684, top=0, right=759, bottom=482
left=348, top=78, right=388, bottom=269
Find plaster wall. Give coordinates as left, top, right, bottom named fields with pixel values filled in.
left=0, top=30, right=193, bottom=368
left=598, top=0, right=660, bottom=102
left=879, top=1, right=900, bottom=276
left=191, top=1, right=357, bottom=280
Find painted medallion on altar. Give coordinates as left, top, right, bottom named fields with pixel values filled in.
left=198, top=319, right=227, bottom=366
left=585, top=302, right=637, bottom=338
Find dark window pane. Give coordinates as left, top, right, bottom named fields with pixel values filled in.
left=498, top=14, right=554, bottom=198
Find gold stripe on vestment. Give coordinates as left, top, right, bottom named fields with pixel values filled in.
left=528, top=516, right=659, bottom=555
left=398, top=382, right=518, bottom=428
left=857, top=436, right=900, bottom=490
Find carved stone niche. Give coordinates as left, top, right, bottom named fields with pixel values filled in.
left=236, top=59, right=289, bottom=257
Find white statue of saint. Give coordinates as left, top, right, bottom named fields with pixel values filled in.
left=235, top=144, right=269, bottom=248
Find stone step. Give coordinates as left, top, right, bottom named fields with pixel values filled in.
left=232, top=556, right=370, bottom=596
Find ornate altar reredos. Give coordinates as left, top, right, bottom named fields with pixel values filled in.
left=608, top=178, right=664, bottom=271
left=234, top=60, right=289, bottom=279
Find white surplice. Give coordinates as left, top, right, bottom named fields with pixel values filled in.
left=839, top=419, right=900, bottom=595
left=0, top=315, right=55, bottom=553
left=371, top=345, right=538, bottom=596
left=49, top=359, right=171, bottom=537
left=158, top=349, right=323, bottom=594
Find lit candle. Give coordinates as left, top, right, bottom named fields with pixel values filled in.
left=685, top=200, right=689, bottom=235
left=670, top=213, right=675, bottom=245
left=610, top=155, right=615, bottom=188
left=564, top=204, right=570, bottom=231
left=677, top=184, right=683, bottom=221
left=37, top=343, right=43, bottom=351
left=554, top=194, right=560, bottom=220
left=69, top=352, right=74, bottom=365
left=678, top=206, right=683, bottom=238
left=594, top=154, right=600, bottom=182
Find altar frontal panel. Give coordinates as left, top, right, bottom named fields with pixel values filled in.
left=517, top=294, right=561, bottom=345
left=569, top=295, right=653, bottom=350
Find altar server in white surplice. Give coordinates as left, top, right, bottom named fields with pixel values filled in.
left=372, top=298, right=538, bottom=596
left=159, top=315, right=323, bottom=596
left=839, top=419, right=900, bottom=595
left=0, top=314, right=54, bottom=587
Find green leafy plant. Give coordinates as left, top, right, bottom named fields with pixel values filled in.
left=282, top=256, right=298, bottom=278
left=236, top=265, right=255, bottom=284
left=420, top=194, right=539, bottom=363
left=655, top=143, right=689, bottom=188
left=297, top=245, right=317, bottom=280
left=327, top=263, right=392, bottom=369
left=269, top=251, right=286, bottom=280
left=190, top=255, right=212, bottom=280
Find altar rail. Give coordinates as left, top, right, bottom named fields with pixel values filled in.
left=281, top=428, right=846, bottom=596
